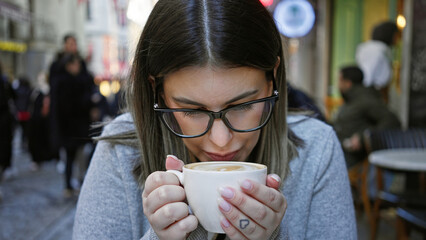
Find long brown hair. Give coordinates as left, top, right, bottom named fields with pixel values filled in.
left=121, top=0, right=302, bottom=184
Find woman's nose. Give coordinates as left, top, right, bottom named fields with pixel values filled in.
left=208, top=119, right=232, bottom=148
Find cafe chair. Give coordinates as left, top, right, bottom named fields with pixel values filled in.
left=348, top=157, right=372, bottom=226
left=396, top=207, right=426, bottom=240
left=365, top=128, right=426, bottom=240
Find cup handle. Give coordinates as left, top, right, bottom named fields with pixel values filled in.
left=166, top=170, right=192, bottom=214
left=166, top=170, right=184, bottom=184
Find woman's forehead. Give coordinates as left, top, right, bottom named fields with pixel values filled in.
left=163, top=66, right=266, bottom=89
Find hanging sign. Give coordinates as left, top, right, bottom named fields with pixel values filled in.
left=273, top=0, right=315, bottom=38
left=0, top=40, right=27, bottom=53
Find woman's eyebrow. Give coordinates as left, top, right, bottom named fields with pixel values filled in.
left=225, top=89, right=258, bottom=104
left=172, top=97, right=205, bottom=107
left=172, top=89, right=259, bottom=107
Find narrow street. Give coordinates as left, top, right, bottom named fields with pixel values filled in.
left=0, top=128, right=76, bottom=240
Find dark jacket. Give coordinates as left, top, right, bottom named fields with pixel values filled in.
left=333, top=85, right=400, bottom=166
left=28, top=90, right=51, bottom=163
left=48, top=52, right=88, bottom=153
left=0, top=76, right=14, bottom=169
left=287, top=84, right=325, bottom=121
left=50, top=71, right=94, bottom=149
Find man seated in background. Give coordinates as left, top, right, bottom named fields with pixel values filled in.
left=333, top=66, right=400, bottom=168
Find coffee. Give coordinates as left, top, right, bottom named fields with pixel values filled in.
left=186, top=162, right=265, bottom=172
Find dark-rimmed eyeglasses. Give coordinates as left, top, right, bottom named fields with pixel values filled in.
left=153, top=77, right=279, bottom=138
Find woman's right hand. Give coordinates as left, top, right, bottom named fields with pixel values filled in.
left=142, top=155, right=198, bottom=240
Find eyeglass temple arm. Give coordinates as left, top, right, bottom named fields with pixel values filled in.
left=271, top=73, right=279, bottom=96
left=153, top=77, right=163, bottom=108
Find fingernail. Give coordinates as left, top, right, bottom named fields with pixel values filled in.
left=221, top=217, right=231, bottom=228
left=218, top=198, right=232, bottom=212
left=240, top=180, right=252, bottom=190
left=219, top=187, right=234, bottom=199
left=270, top=174, right=281, bottom=183
left=167, top=154, right=179, bottom=160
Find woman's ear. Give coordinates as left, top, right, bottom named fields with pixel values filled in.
left=149, top=76, right=165, bottom=102
left=273, top=57, right=281, bottom=79
left=148, top=75, right=156, bottom=92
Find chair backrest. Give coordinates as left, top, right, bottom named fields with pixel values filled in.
left=365, top=128, right=426, bottom=152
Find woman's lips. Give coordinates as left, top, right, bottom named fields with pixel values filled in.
left=205, top=151, right=239, bottom=161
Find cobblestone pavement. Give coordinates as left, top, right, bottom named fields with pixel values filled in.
left=0, top=129, right=77, bottom=240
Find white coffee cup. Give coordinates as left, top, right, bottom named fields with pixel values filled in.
left=167, top=161, right=267, bottom=233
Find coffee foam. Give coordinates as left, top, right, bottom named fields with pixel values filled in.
left=187, top=162, right=263, bottom=171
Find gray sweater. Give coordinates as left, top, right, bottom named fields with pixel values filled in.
left=73, top=113, right=357, bottom=239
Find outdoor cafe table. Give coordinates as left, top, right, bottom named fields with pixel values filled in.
left=368, top=149, right=426, bottom=239
left=369, top=148, right=426, bottom=193
left=369, top=149, right=426, bottom=171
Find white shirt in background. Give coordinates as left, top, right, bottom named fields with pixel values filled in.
left=356, top=40, right=392, bottom=89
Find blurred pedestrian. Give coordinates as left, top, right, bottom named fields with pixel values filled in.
left=355, top=21, right=399, bottom=102
left=49, top=34, right=87, bottom=78
left=48, top=33, right=88, bottom=161
left=50, top=54, right=94, bottom=197
left=0, top=61, right=14, bottom=183
left=12, top=76, right=33, bottom=149
left=28, top=72, right=52, bottom=169
left=332, top=66, right=400, bottom=168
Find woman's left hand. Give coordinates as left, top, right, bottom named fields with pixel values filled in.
left=218, top=174, right=286, bottom=240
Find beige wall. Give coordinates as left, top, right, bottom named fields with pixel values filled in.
left=362, top=0, right=389, bottom=41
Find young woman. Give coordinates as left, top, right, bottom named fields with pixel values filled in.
left=73, top=0, right=356, bottom=239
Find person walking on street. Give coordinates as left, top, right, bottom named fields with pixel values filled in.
left=12, top=76, right=33, bottom=149
left=28, top=73, right=52, bottom=169
left=48, top=34, right=89, bottom=161
left=0, top=61, right=15, bottom=201
left=50, top=54, right=94, bottom=197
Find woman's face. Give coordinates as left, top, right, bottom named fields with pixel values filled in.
left=162, top=66, right=273, bottom=162
left=66, top=59, right=81, bottom=76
